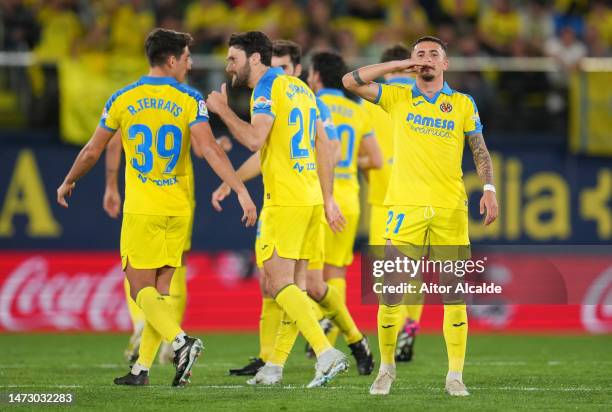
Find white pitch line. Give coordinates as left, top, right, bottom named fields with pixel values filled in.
left=0, top=385, right=82, bottom=388
left=1, top=385, right=604, bottom=393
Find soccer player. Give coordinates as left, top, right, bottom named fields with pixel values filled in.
left=56, top=28, right=257, bottom=386
left=206, top=31, right=350, bottom=388
left=217, top=41, right=374, bottom=381
left=306, top=50, right=382, bottom=349
left=103, top=132, right=232, bottom=365
left=343, top=36, right=499, bottom=396
left=362, top=44, right=421, bottom=363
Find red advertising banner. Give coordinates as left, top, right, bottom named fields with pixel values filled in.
left=0, top=252, right=610, bottom=333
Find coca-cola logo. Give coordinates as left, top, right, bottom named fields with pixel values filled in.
left=581, top=266, right=612, bottom=333
left=0, top=256, right=131, bottom=331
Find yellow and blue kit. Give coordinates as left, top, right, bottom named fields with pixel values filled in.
left=251, top=67, right=324, bottom=264
left=375, top=81, right=482, bottom=251
left=100, top=75, right=208, bottom=268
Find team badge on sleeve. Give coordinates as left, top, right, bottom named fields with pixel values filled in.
left=253, top=96, right=273, bottom=111
left=440, top=102, right=453, bottom=113
left=198, top=100, right=208, bottom=117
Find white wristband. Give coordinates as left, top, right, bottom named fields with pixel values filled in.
left=483, top=184, right=496, bottom=193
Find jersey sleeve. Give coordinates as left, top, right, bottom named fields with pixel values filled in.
left=316, top=97, right=338, bottom=141
left=374, top=83, right=409, bottom=113
left=188, top=90, right=209, bottom=127
left=462, top=94, right=483, bottom=136
left=99, top=93, right=121, bottom=132
left=251, top=74, right=276, bottom=118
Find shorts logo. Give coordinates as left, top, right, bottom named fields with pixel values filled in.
left=440, top=102, right=453, bottom=113
left=101, top=107, right=109, bottom=119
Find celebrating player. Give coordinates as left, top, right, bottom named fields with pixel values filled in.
left=57, top=28, right=257, bottom=387
left=217, top=41, right=374, bottom=382
left=207, top=31, right=350, bottom=388
left=361, top=44, right=422, bottom=363
left=343, top=36, right=499, bottom=396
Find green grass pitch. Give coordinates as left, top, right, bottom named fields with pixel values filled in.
left=1, top=333, right=611, bottom=411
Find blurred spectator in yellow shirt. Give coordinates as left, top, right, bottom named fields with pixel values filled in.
left=33, top=0, right=81, bottom=61
left=585, top=0, right=611, bottom=50
left=109, top=0, right=154, bottom=57
left=478, top=0, right=523, bottom=55
left=385, top=0, right=429, bottom=45
left=184, top=0, right=231, bottom=53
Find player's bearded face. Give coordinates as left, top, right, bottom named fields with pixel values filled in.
left=226, top=47, right=250, bottom=87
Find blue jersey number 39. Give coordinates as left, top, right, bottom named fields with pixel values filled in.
left=128, top=123, right=182, bottom=174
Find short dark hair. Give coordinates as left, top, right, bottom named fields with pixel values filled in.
left=145, top=28, right=193, bottom=67
left=229, top=31, right=272, bottom=66
left=412, top=36, right=448, bottom=53
left=380, top=43, right=411, bottom=63
left=310, top=51, right=347, bottom=90
left=272, top=40, right=301, bottom=66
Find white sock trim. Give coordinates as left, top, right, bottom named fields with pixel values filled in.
left=131, top=363, right=149, bottom=375
left=172, top=332, right=187, bottom=351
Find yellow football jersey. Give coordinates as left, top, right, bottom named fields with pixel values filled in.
left=363, top=77, right=414, bottom=206
left=252, top=67, right=323, bottom=207
left=376, top=81, right=483, bottom=211
left=100, top=76, right=208, bottom=216
left=318, top=89, right=373, bottom=215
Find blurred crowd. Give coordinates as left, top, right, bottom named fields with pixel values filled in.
left=0, top=0, right=609, bottom=138
left=1, top=0, right=610, bottom=65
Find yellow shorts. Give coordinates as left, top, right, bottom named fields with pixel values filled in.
left=323, top=211, right=359, bottom=268
left=183, top=208, right=195, bottom=253
left=368, top=204, right=388, bottom=246
left=256, top=205, right=324, bottom=266
left=384, top=205, right=470, bottom=260
left=306, top=217, right=326, bottom=271
left=120, top=213, right=190, bottom=270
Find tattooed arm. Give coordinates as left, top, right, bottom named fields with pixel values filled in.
left=467, top=132, right=498, bottom=225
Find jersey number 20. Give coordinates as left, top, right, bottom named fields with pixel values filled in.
left=128, top=124, right=182, bottom=174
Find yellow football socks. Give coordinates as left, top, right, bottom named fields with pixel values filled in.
left=135, top=286, right=183, bottom=343
left=378, top=304, right=403, bottom=365
left=268, top=309, right=299, bottom=366
left=124, top=277, right=145, bottom=326
left=136, top=320, right=162, bottom=368
left=443, top=304, right=468, bottom=373
left=325, top=278, right=346, bottom=346
left=168, top=265, right=187, bottom=324
left=258, top=297, right=283, bottom=362
left=318, top=285, right=363, bottom=345
left=275, top=284, right=331, bottom=357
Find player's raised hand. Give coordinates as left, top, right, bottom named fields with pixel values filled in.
left=324, top=198, right=347, bottom=233
left=57, top=181, right=76, bottom=208
left=236, top=189, right=257, bottom=227
left=206, top=83, right=228, bottom=114
left=397, top=58, right=422, bottom=73
left=480, top=190, right=499, bottom=226
left=211, top=183, right=231, bottom=212
left=103, top=187, right=121, bottom=218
